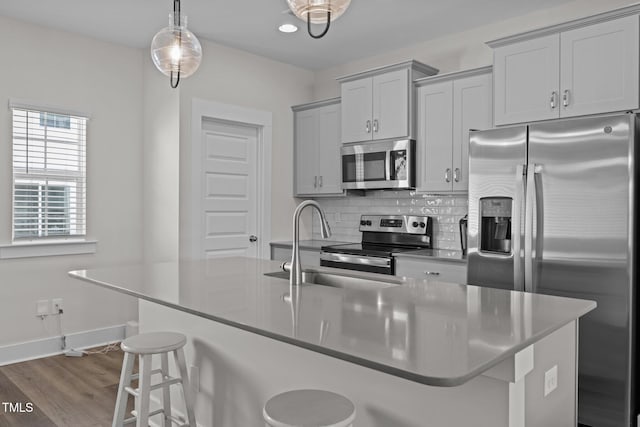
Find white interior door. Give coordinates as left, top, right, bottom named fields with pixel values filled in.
left=200, top=119, right=259, bottom=259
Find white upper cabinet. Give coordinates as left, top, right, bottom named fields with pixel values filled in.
left=316, top=104, right=343, bottom=194
left=417, top=80, right=454, bottom=193
left=341, top=78, right=373, bottom=143
left=493, top=35, right=559, bottom=125
left=294, top=109, right=318, bottom=195
left=560, top=15, right=639, bottom=118
left=452, top=72, right=493, bottom=191
left=338, top=61, right=438, bottom=144
left=416, top=68, right=493, bottom=193
left=293, top=99, right=344, bottom=197
left=490, top=9, right=640, bottom=126
left=372, top=69, right=410, bottom=140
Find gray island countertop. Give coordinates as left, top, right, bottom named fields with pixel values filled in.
left=69, top=257, right=595, bottom=387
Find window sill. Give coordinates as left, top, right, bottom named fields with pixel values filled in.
left=0, top=240, right=97, bottom=259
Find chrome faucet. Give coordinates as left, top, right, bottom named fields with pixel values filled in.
left=290, top=200, right=331, bottom=286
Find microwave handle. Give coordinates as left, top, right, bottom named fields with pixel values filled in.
left=386, top=150, right=392, bottom=181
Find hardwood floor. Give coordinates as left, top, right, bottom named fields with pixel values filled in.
left=0, top=347, right=134, bottom=427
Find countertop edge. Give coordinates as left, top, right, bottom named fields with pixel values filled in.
left=68, top=270, right=595, bottom=388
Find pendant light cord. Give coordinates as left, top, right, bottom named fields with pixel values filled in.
left=307, top=11, right=331, bottom=39
left=171, top=0, right=182, bottom=88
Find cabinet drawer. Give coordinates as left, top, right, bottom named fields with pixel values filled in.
left=270, top=246, right=320, bottom=267
left=396, top=257, right=467, bottom=284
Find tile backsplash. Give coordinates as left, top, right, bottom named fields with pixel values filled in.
left=311, top=190, right=468, bottom=250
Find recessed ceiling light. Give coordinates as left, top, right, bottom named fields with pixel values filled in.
left=279, top=23, right=298, bottom=33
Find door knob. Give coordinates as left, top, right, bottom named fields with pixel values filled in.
left=249, top=235, right=258, bottom=243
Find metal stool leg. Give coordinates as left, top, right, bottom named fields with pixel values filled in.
left=136, top=354, right=152, bottom=427
left=174, top=348, right=197, bottom=427
left=160, top=352, right=172, bottom=427
left=113, top=351, right=135, bottom=427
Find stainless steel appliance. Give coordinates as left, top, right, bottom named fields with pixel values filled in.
left=341, top=139, right=415, bottom=190
left=467, top=113, right=637, bottom=427
left=321, top=214, right=432, bottom=275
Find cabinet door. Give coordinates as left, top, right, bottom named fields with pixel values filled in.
left=493, top=34, right=560, bottom=125
left=294, top=110, right=319, bottom=195
left=341, top=77, right=373, bottom=143
left=316, top=104, right=344, bottom=195
left=395, top=257, right=467, bottom=284
left=417, top=81, right=454, bottom=193
left=560, top=15, right=639, bottom=118
left=452, top=73, right=493, bottom=192
left=372, top=69, right=410, bottom=140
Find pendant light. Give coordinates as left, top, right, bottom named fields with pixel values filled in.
left=286, top=0, right=351, bottom=39
left=151, top=0, right=202, bottom=88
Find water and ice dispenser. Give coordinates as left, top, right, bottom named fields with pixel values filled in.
left=479, top=198, right=512, bottom=255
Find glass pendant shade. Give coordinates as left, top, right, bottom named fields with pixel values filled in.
left=151, top=13, right=202, bottom=79
left=287, top=0, right=351, bottom=24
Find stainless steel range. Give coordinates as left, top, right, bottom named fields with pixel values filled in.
left=320, top=214, right=433, bottom=275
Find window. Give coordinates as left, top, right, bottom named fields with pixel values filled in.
left=11, top=107, right=87, bottom=240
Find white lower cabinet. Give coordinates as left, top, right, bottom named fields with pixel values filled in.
left=270, top=246, right=320, bottom=267
left=395, top=257, right=467, bottom=284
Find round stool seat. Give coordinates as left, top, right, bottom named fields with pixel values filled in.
left=120, top=332, right=186, bottom=354
left=263, top=389, right=356, bottom=427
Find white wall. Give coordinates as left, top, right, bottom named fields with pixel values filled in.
left=177, top=39, right=316, bottom=257
left=143, top=56, right=180, bottom=263
left=0, top=16, right=140, bottom=347
left=313, top=0, right=639, bottom=99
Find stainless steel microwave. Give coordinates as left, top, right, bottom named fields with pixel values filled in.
left=341, top=139, right=415, bottom=190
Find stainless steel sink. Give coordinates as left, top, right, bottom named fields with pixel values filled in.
left=264, top=270, right=401, bottom=290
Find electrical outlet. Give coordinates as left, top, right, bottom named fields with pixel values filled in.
left=36, top=300, right=49, bottom=316
left=190, top=365, right=200, bottom=392
left=544, top=365, right=558, bottom=397
left=52, top=298, right=64, bottom=314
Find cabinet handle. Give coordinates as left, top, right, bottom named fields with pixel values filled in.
left=314, top=176, right=318, bottom=188
left=550, top=91, right=557, bottom=109
left=453, top=168, right=460, bottom=183
left=373, top=119, right=379, bottom=133
left=319, top=176, right=323, bottom=187
left=563, top=89, right=570, bottom=107
left=445, top=168, right=451, bottom=183
left=425, top=271, right=440, bottom=276
left=366, top=120, right=371, bottom=133
left=249, top=235, right=258, bottom=243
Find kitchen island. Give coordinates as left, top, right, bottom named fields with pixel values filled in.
left=70, top=257, right=595, bottom=427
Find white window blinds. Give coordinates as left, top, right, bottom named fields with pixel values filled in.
left=11, top=107, right=87, bottom=240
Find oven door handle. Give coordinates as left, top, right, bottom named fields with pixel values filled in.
left=320, top=252, right=391, bottom=267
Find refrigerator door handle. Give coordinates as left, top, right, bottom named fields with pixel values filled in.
left=524, top=164, right=535, bottom=292
left=525, top=163, right=543, bottom=292
left=513, top=164, right=526, bottom=291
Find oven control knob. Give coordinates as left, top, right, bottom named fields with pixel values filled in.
left=412, top=221, right=419, bottom=228
left=366, top=220, right=372, bottom=226
left=360, top=220, right=367, bottom=226
left=420, top=222, right=426, bottom=228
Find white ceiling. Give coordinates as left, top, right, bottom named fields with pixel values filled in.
left=0, top=0, right=575, bottom=70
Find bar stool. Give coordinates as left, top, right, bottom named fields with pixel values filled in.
left=113, top=332, right=196, bottom=427
left=263, top=389, right=356, bottom=427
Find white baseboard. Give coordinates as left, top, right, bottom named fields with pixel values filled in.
left=0, top=324, right=126, bottom=366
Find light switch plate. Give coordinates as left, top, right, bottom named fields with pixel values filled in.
left=544, top=365, right=558, bottom=397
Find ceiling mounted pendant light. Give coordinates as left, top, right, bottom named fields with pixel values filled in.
left=151, top=0, right=202, bottom=88
left=286, top=0, right=351, bottom=39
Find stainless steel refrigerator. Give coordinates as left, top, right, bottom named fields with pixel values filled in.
left=467, top=113, right=637, bottom=427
